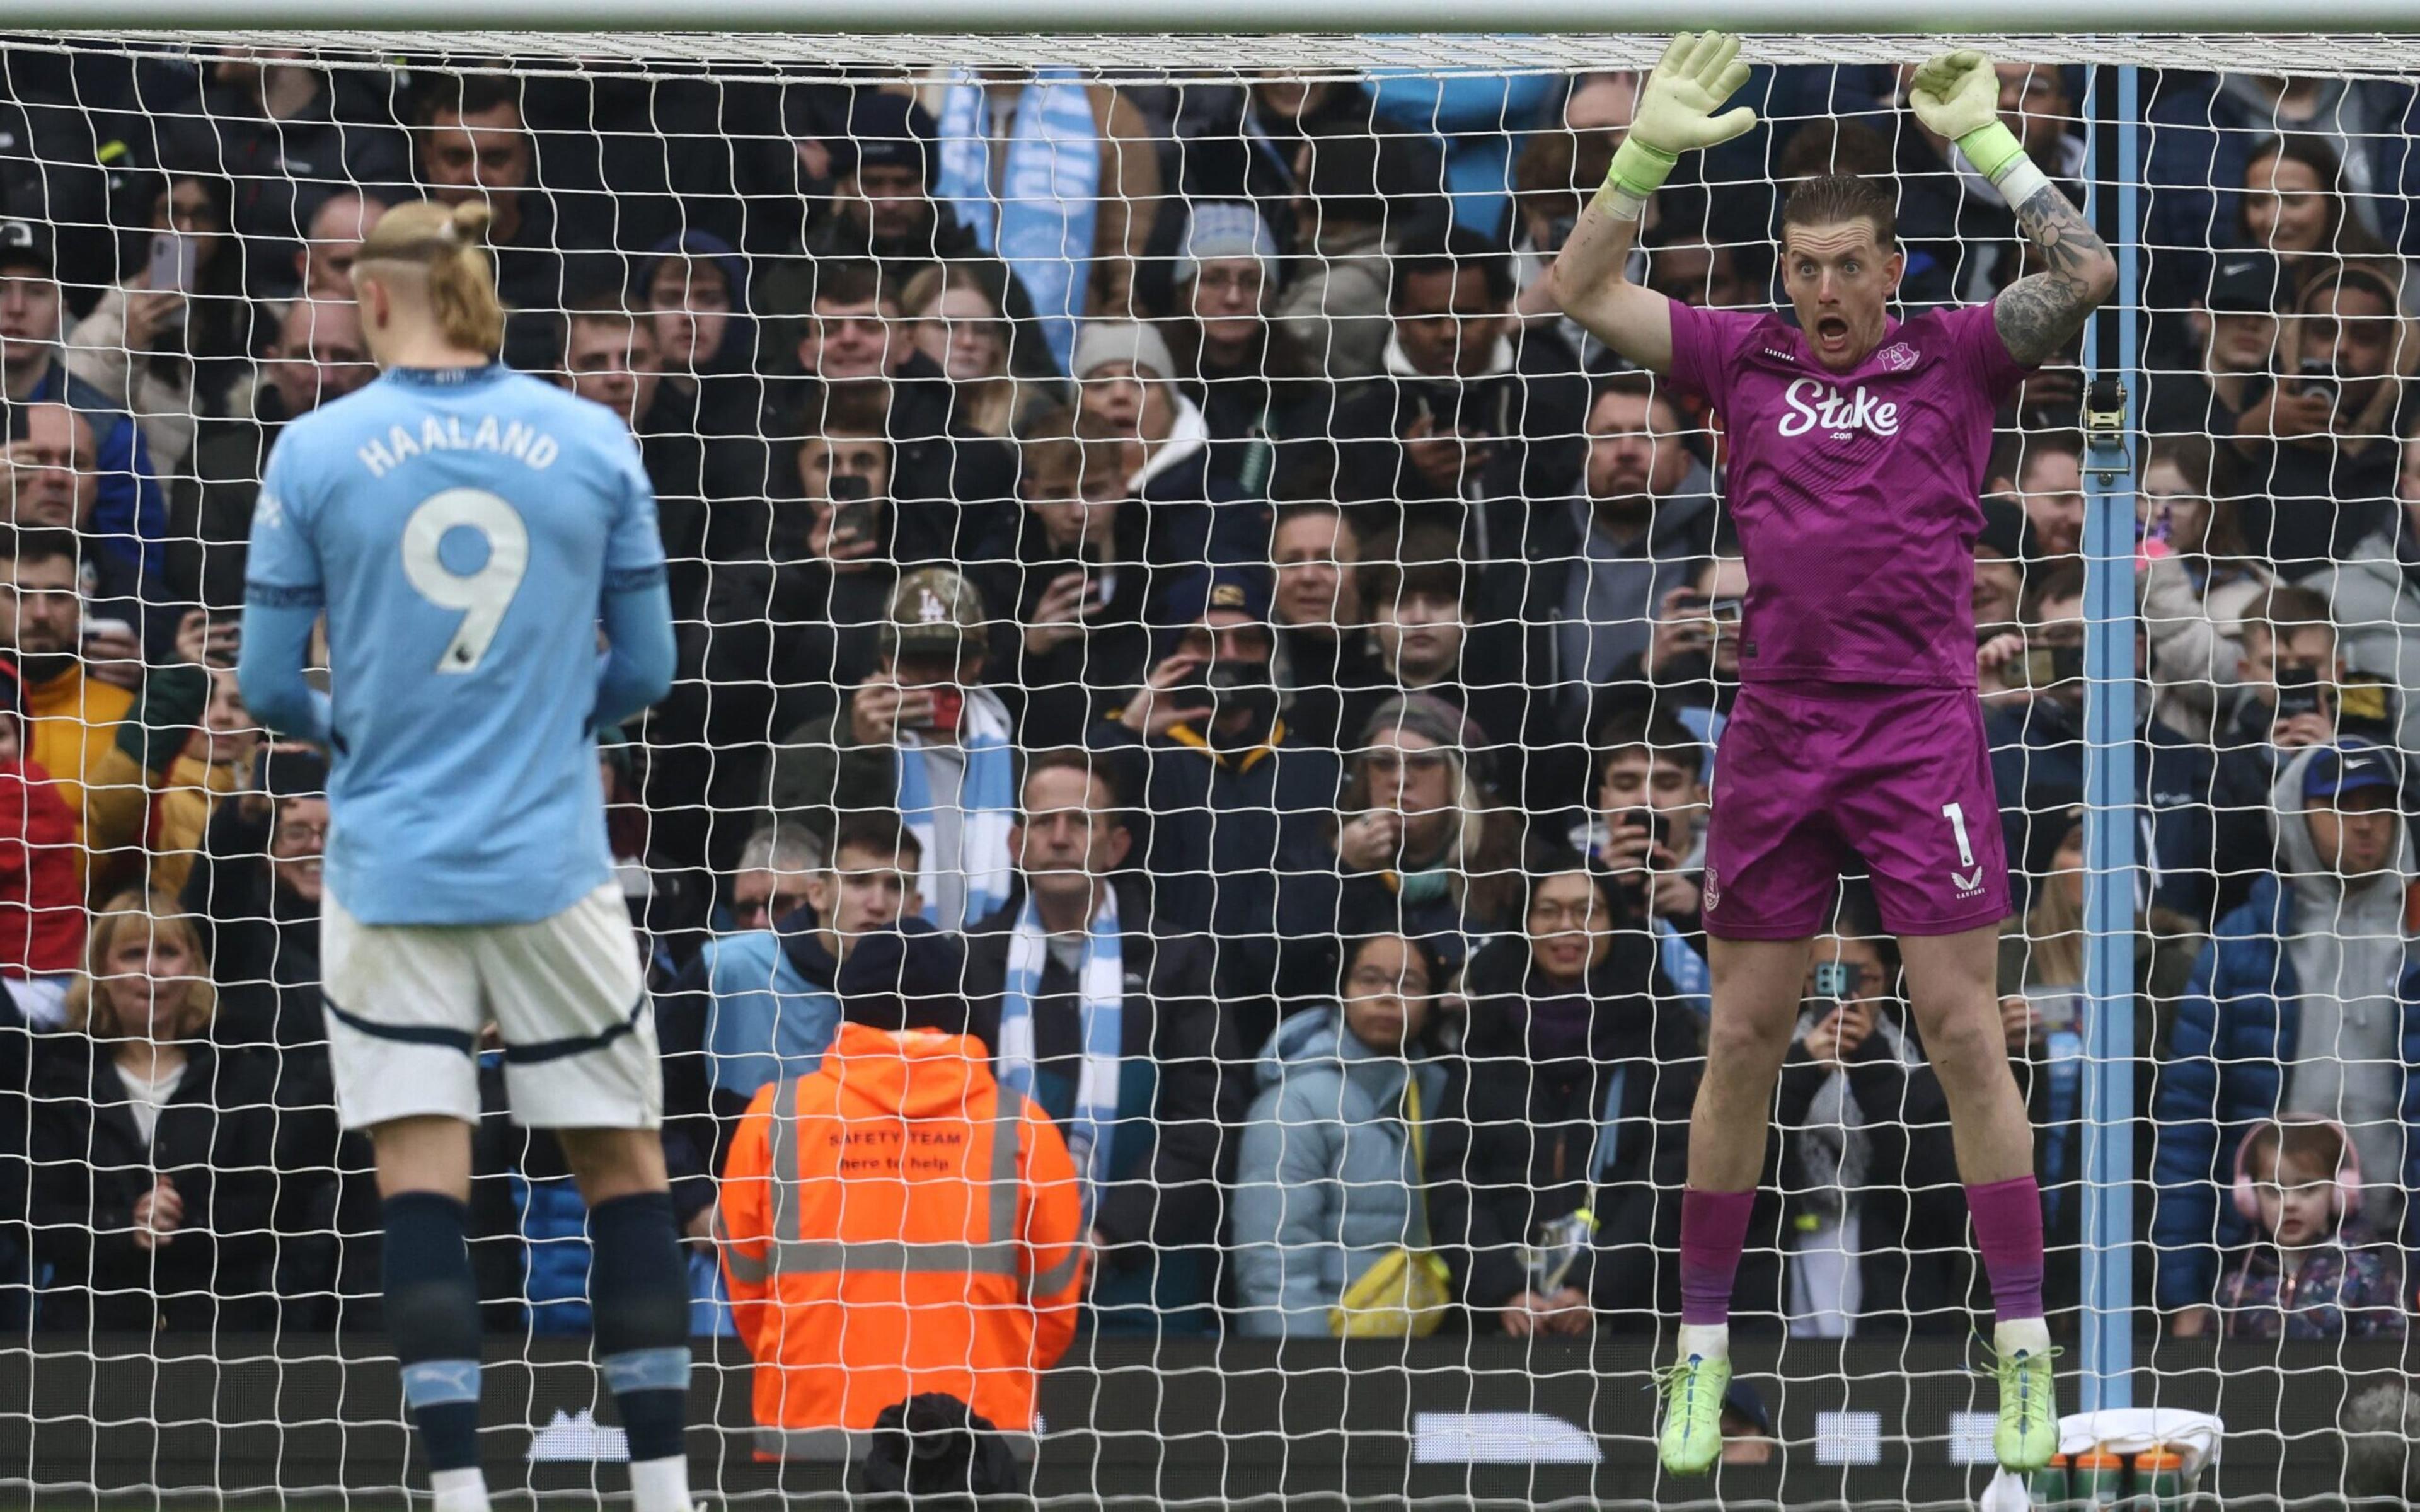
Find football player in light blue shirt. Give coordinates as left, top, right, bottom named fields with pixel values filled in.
left=237, top=200, right=693, bottom=1512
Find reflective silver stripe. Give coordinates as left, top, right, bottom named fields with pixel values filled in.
left=768, top=1078, right=805, bottom=1250
left=772, top=1238, right=1020, bottom=1276
left=989, top=1087, right=1023, bottom=1244
left=1028, top=1245, right=1082, bottom=1298
left=716, top=1208, right=769, bottom=1285
left=759, top=1084, right=1027, bottom=1280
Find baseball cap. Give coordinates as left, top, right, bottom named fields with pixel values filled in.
left=1071, top=319, right=1178, bottom=383
left=2207, top=251, right=2287, bottom=314
left=1157, top=564, right=1272, bottom=629
left=1721, top=1380, right=1773, bottom=1436
left=0, top=218, right=54, bottom=277
left=884, top=566, right=989, bottom=657
left=2303, top=741, right=2402, bottom=804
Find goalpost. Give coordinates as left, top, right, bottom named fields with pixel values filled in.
left=0, top=13, right=2409, bottom=1509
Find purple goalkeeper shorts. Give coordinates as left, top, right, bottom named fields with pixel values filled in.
left=1701, top=681, right=2011, bottom=941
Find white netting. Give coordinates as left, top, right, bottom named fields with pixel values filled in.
left=0, top=29, right=2403, bottom=1511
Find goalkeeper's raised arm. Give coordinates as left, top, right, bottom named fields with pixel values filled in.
left=1547, top=32, right=1756, bottom=374
left=1908, top=49, right=2118, bottom=363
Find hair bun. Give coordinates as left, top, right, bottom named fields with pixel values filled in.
left=447, top=200, right=495, bottom=246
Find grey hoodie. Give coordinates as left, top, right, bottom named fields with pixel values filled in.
left=2270, top=743, right=2416, bottom=1218
left=1229, top=1007, right=1448, bottom=1339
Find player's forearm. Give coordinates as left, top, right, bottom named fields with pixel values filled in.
left=1548, top=205, right=1676, bottom=372
left=235, top=602, right=332, bottom=747
left=593, top=581, right=677, bottom=731
left=1949, top=120, right=2116, bottom=367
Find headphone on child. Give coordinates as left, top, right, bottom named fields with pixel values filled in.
left=2229, top=1113, right=2363, bottom=1222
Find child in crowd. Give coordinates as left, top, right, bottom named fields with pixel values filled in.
left=2215, top=1116, right=2406, bottom=1341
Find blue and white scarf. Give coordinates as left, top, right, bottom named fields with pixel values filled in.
left=934, top=69, right=1100, bottom=375
left=894, top=687, right=1016, bottom=929
left=996, top=887, right=1124, bottom=1223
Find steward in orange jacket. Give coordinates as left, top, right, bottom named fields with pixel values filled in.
left=718, top=923, right=1086, bottom=1460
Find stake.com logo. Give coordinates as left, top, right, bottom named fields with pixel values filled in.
left=1777, top=377, right=1903, bottom=439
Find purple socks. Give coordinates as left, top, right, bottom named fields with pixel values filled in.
left=1966, top=1174, right=2048, bottom=1324
left=1679, top=1188, right=1757, bottom=1327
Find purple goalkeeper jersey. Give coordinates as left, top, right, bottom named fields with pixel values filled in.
left=1666, top=299, right=2033, bottom=688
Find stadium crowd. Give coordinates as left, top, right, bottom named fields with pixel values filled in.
left=0, top=45, right=2410, bottom=1399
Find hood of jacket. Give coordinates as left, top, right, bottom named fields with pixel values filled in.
left=1130, top=391, right=1213, bottom=495
left=821, top=1020, right=1000, bottom=1122
left=2269, top=743, right=2416, bottom=913
left=1254, top=1004, right=1427, bottom=1109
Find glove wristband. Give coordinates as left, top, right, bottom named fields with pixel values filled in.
left=1596, top=135, right=1678, bottom=218
left=1954, top=120, right=2028, bottom=185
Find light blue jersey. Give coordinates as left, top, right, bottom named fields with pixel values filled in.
left=241, top=363, right=671, bottom=926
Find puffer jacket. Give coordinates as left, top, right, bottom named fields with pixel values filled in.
left=1229, top=1005, right=1449, bottom=1338
left=2152, top=749, right=2420, bottom=1310
left=2216, top=1214, right=2408, bottom=1341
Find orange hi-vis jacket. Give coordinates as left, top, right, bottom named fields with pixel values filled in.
left=717, top=1020, right=1088, bottom=1460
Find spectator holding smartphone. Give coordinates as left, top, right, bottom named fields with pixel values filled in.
left=1772, top=896, right=1965, bottom=1338
left=1006, top=406, right=1161, bottom=740
left=66, top=170, right=258, bottom=481
left=1582, top=708, right=1714, bottom=1016
left=769, top=568, right=1014, bottom=934
left=2137, top=432, right=2271, bottom=742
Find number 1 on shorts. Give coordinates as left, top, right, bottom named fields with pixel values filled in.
left=1941, top=801, right=1977, bottom=870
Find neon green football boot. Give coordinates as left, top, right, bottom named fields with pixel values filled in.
left=1656, top=1349, right=1732, bottom=1475
left=1990, top=1339, right=2061, bottom=1472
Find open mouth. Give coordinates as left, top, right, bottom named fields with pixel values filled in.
left=1814, top=316, right=1852, bottom=354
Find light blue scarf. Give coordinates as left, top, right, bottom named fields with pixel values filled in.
left=893, top=688, right=1016, bottom=928
left=934, top=69, right=1101, bottom=375
left=996, top=888, right=1124, bottom=1225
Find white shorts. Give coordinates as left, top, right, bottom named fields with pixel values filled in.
left=320, top=883, right=662, bottom=1133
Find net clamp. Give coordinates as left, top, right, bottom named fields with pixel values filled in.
left=2083, top=377, right=2130, bottom=483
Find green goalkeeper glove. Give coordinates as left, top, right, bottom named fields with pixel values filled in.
left=1910, top=49, right=2032, bottom=187
left=1599, top=32, right=1757, bottom=217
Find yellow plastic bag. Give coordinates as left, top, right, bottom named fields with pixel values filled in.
left=1329, top=1246, right=1453, bottom=1338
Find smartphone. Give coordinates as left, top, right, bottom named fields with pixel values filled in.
left=1615, top=806, right=1669, bottom=850
left=923, top=687, right=964, bottom=736
left=2025, top=984, right=2082, bottom=1033
left=826, top=472, right=880, bottom=548
left=1812, top=961, right=1858, bottom=1001
left=2296, top=357, right=2338, bottom=403
left=146, top=231, right=197, bottom=295
left=81, top=615, right=134, bottom=644
left=2022, top=644, right=2085, bottom=687
left=2274, top=663, right=2324, bottom=721
left=1707, top=595, right=1745, bottom=624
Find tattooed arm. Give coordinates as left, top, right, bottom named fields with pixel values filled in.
left=1995, top=180, right=2119, bottom=368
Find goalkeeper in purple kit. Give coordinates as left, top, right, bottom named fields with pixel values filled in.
left=1548, top=37, right=2115, bottom=1475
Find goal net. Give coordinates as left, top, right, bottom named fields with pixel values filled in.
left=0, top=24, right=2406, bottom=1509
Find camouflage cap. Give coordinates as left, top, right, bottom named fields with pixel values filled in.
left=884, top=566, right=989, bottom=656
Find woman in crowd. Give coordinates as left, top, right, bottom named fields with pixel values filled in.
left=2138, top=432, right=2271, bottom=742
left=900, top=262, right=1040, bottom=440
left=1279, top=692, right=1522, bottom=1004
left=67, top=169, right=256, bottom=479
left=1771, top=903, right=1968, bottom=1337
left=1161, top=201, right=1324, bottom=497
left=2237, top=134, right=2406, bottom=307
left=26, top=893, right=280, bottom=1331
left=1427, top=854, right=1712, bottom=1336
left=1231, top=927, right=1453, bottom=1337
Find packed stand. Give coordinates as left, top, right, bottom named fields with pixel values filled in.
left=0, top=45, right=2403, bottom=1402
